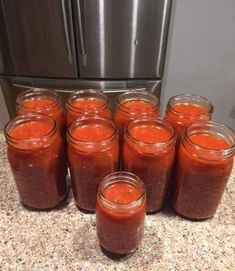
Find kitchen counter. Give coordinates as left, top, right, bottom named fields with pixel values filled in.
left=0, top=133, right=234, bottom=271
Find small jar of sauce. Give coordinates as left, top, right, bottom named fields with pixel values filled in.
left=4, top=113, right=68, bottom=210
left=67, top=116, right=119, bottom=212
left=66, top=89, right=111, bottom=126
left=96, top=172, right=146, bottom=256
left=171, top=121, right=235, bottom=220
left=165, top=94, right=213, bottom=139
left=16, top=88, right=65, bottom=135
left=114, top=90, right=160, bottom=140
left=123, top=118, right=176, bottom=212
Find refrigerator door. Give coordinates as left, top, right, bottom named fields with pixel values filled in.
left=74, top=0, right=171, bottom=79
left=0, top=77, right=161, bottom=117
left=0, top=0, right=77, bottom=78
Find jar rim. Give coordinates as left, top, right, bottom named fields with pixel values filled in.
left=66, top=89, right=109, bottom=113
left=98, top=171, right=146, bottom=211
left=67, top=116, right=118, bottom=146
left=116, top=90, right=160, bottom=113
left=125, top=117, right=176, bottom=147
left=183, top=120, right=235, bottom=156
left=167, top=93, right=214, bottom=118
left=16, top=88, right=61, bottom=112
left=4, top=113, right=57, bottom=147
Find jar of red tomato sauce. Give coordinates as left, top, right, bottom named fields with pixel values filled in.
left=123, top=118, right=176, bottom=212
left=4, top=114, right=68, bottom=210
left=16, top=88, right=65, bottom=135
left=171, top=121, right=235, bottom=220
left=67, top=116, right=119, bottom=212
left=114, top=90, right=160, bottom=140
left=96, top=172, right=146, bottom=256
left=66, top=89, right=111, bottom=126
left=165, top=94, right=213, bottom=139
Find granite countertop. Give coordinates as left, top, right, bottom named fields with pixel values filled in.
left=0, top=133, right=234, bottom=271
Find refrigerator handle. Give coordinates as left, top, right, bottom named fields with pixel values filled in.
left=61, top=0, right=73, bottom=64
left=76, top=0, right=87, bottom=65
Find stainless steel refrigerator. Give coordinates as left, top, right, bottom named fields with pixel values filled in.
left=0, top=0, right=172, bottom=117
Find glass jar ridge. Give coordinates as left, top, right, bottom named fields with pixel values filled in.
left=98, top=171, right=146, bottom=212
left=16, top=88, right=62, bottom=115
left=166, top=93, right=213, bottom=120
left=183, top=121, right=235, bottom=159
left=116, top=90, right=160, bottom=115
left=66, top=89, right=111, bottom=125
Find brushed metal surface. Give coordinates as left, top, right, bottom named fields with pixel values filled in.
left=0, top=0, right=77, bottom=77
left=74, top=0, right=172, bottom=79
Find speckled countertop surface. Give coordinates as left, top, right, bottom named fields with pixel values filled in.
left=0, top=133, right=234, bottom=271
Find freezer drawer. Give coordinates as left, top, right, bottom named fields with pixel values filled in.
left=0, top=77, right=161, bottom=117
left=0, top=0, right=77, bottom=78
left=74, top=0, right=171, bottom=79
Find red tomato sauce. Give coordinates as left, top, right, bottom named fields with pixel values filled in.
left=171, top=133, right=234, bottom=219
left=96, top=181, right=145, bottom=255
left=130, top=125, right=172, bottom=143
left=190, top=134, right=230, bottom=150
left=68, top=121, right=119, bottom=212
left=122, top=100, right=155, bottom=110
left=123, top=123, right=175, bottom=212
left=22, top=98, right=55, bottom=108
left=72, top=124, right=113, bottom=142
left=72, top=98, right=106, bottom=110
left=173, top=103, right=208, bottom=115
left=103, top=182, right=141, bottom=204
left=10, top=121, right=53, bottom=141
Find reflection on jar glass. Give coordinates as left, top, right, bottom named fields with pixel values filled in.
left=171, top=121, right=235, bottom=220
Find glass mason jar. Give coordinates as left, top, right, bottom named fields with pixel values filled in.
left=114, top=90, right=160, bottom=140
left=16, top=88, right=66, bottom=136
left=96, top=172, right=146, bottom=256
left=171, top=121, right=235, bottom=220
left=165, top=94, right=213, bottom=139
left=66, top=89, right=111, bottom=126
left=4, top=113, right=68, bottom=210
left=67, top=116, right=119, bottom=212
left=123, top=118, right=176, bottom=212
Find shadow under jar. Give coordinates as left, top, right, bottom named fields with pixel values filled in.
left=66, top=89, right=111, bottom=126
left=171, top=121, right=235, bottom=220
left=114, top=90, right=160, bottom=141
left=16, top=88, right=66, bottom=136
left=4, top=113, right=68, bottom=210
left=67, top=116, right=119, bottom=212
left=96, top=172, right=146, bottom=257
left=123, top=118, right=176, bottom=213
left=164, top=94, right=213, bottom=141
